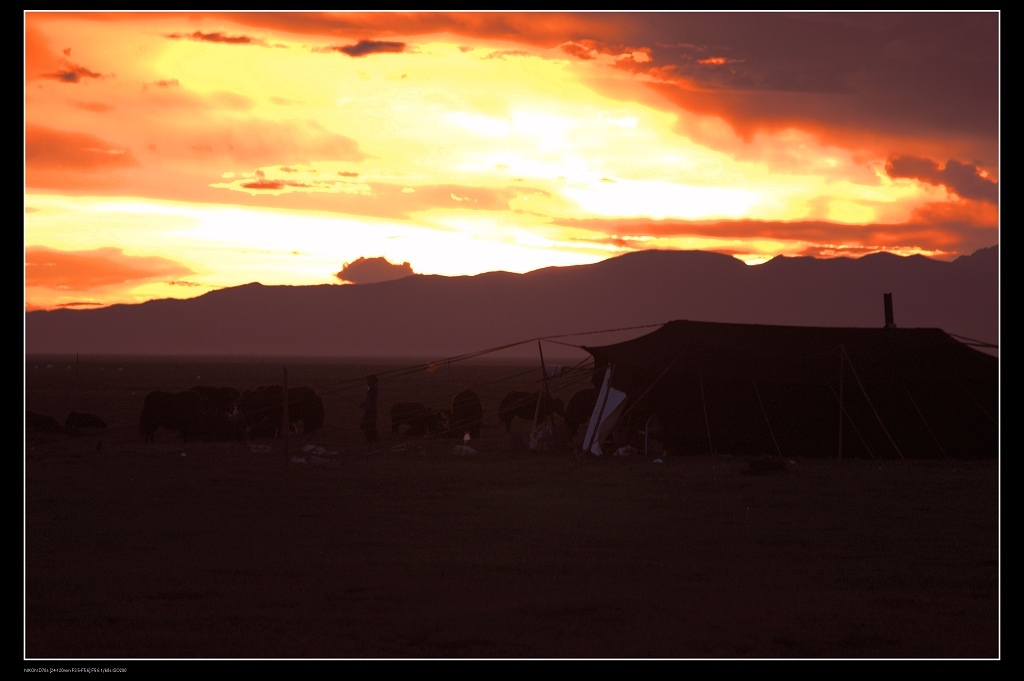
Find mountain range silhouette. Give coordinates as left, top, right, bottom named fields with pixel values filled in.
left=24, top=246, right=999, bottom=360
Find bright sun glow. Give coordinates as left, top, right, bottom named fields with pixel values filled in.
left=24, top=12, right=998, bottom=311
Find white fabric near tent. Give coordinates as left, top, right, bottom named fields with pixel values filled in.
left=582, top=366, right=628, bottom=456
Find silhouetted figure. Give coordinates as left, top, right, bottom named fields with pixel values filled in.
left=450, top=388, right=484, bottom=439
left=564, top=388, right=598, bottom=438
left=360, top=374, right=379, bottom=450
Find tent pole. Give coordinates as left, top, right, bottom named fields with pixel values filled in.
left=282, top=365, right=290, bottom=466
left=903, top=382, right=949, bottom=459
left=829, top=384, right=877, bottom=460
left=533, top=340, right=554, bottom=435
left=584, top=365, right=615, bottom=454
left=843, top=348, right=905, bottom=460
left=958, top=381, right=997, bottom=424
left=838, top=345, right=844, bottom=461
left=753, top=380, right=783, bottom=458
left=699, top=373, right=714, bottom=456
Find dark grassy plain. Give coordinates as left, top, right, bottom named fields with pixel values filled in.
left=24, top=355, right=1000, bottom=660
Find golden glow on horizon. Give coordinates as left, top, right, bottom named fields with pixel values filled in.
left=24, top=12, right=997, bottom=311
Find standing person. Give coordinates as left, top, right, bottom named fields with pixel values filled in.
left=360, top=374, right=379, bottom=452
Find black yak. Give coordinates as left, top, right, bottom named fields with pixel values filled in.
left=27, top=411, right=62, bottom=434
left=189, top=385, right=241, bottom=416
left=188, top=412, right=247, bottom=442
left=65, top=411, right=107, bottom=429
left=391, top=401, right=449, bottom=437
left=497, top=390, right=564, bottom=433
left=239, top=385, right=325, bottom=438
left=139, top=390, right=213, bottom=443
left=449, top=388, right=484, bottom=439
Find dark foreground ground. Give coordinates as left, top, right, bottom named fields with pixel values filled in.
left=24, top=356, right=1000, bottom=661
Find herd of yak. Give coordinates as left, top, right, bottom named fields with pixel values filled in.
left=392, top=389, right=593, bottom=440
left=26, top=383, right=601, bottom=446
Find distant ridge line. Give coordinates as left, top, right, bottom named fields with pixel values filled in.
left=24, top=247, right=999, bottom=358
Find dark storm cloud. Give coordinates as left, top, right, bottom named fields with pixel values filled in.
left=653, top=39, right=857, bottom=96
left=334, top=256, right=415, bottom=284
left=886, top=156, right=998, bottom=204
left=327, top=40, right=406, bottom=57
left=165, top=30, right=257, bottom=44
left=624, top=12, right=998, bottom=164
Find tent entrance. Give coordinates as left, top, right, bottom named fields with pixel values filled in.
left=582, top=365, right=627, bottom=456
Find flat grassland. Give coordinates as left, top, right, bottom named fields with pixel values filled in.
left=24, top=356, right=1000, bottom=660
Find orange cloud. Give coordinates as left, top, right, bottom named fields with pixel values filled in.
left=151, top=118, right=364, bottom=166
left=136, top=84, right=253, bottom=111
left=905, top=199, right=1000, bottom=241
left=68, top=100, right=115, bottom=113
left=25, top=246, right=195, bottom=291
left=23, top=11, right=998, bottom=305
left=24, top=22, right=62, bottom=82
left=26, top=125, right=139, bottom=171
left=28, top=12, right=997, bottom=181
left=211, top=178, right=521, bottom=217
left=25, top=127, right=142, bottom=189
left=560, top=41, right=597, bottom=60
left=164, top=30, right=259, bottom=45
left=212, top=11, right=626, bottom=48
left=560, top=216, right=856, bottom=242
left=239, top=178, right=312, bottom=191
left=556, top=215, right=996, bottom=258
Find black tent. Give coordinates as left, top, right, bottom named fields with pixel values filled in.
left=581, top=320, right=999, bottom=459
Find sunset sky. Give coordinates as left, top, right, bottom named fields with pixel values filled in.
left=24, top=11, right=1000, bottom=311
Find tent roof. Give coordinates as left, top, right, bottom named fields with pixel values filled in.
left=583, top=320, right=998, bottom=384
